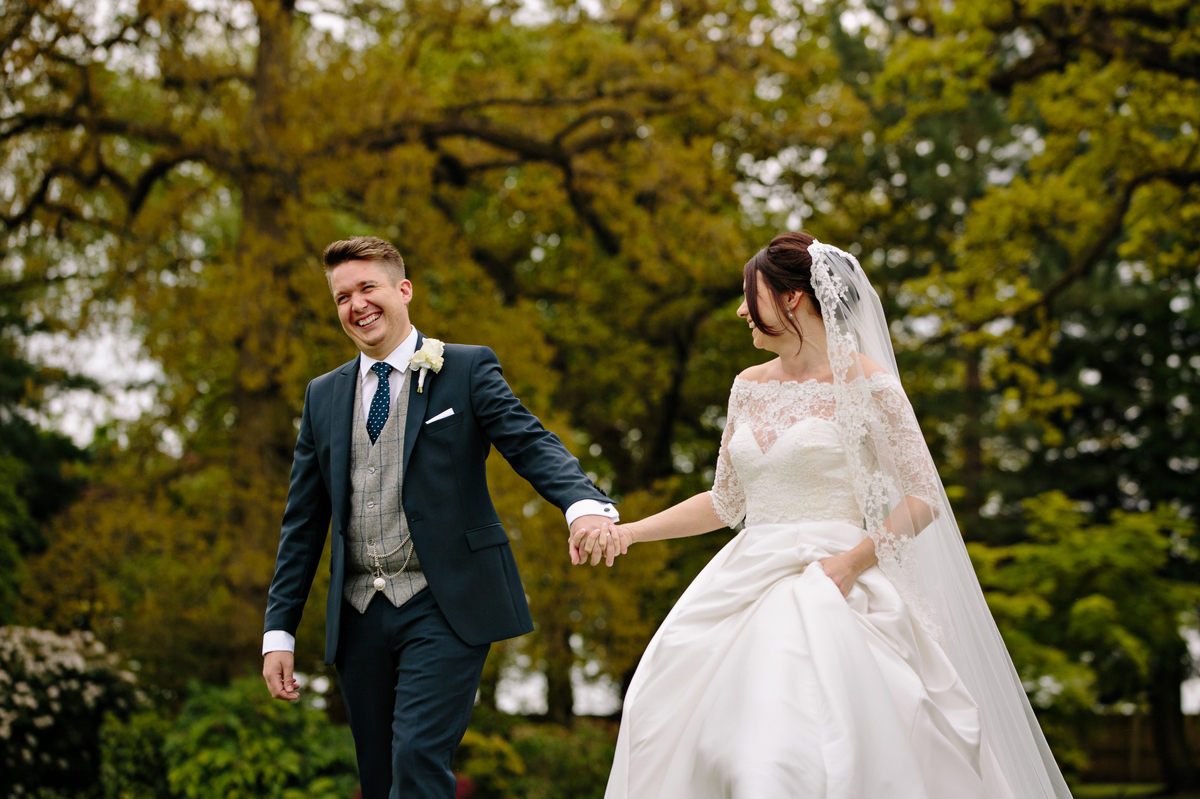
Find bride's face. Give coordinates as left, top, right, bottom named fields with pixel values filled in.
left=737, top=272, right=797, bottom=353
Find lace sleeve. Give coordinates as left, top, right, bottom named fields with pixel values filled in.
left=709, top=387, right=746, bottom=529
left=870, top=374, right=944, bottom=518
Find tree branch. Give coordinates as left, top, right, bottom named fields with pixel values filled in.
left=554, top=109, right=636, bottom=151
left=127, top=155, right=205, bottom=218
left=1035, top=168, right=1200, bottom=310
left=563, top=166, right=621, bottom=256
left=918, top=167, right=1200, bottom=349
left=0, top=2, right=38, bottom=61
left=986, top=3, right=1200, bottom=93
left=0, top=112, right=184, bottom=147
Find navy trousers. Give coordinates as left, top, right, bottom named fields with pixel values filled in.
left=336, top=589, right=490, bottom=799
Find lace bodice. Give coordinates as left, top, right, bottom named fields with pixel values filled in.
left=727, top=415, right=862, bottom=527
left=709, top=374, right=943, bottom=530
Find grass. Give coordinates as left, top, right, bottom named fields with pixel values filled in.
left=1075, top=786, right=1200, bottom=798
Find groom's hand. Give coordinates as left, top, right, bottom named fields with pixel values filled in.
left=263, top=650, right=300, bottom=701
left=569, top=515, right=628, bottom=567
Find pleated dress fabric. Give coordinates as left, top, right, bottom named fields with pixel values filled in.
left=605, top=379, right=992, bottom=799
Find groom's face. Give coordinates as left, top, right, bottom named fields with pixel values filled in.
left=329, top=259, right=413, bottom=360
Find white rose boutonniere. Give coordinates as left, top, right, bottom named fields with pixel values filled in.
left=409, top=338, right=444, bottom=393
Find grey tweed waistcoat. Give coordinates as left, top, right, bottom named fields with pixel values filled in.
left=343, top=371, right=427, bottom=613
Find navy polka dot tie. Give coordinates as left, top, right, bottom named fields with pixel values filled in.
left=366, top=362, right=393, bottom=444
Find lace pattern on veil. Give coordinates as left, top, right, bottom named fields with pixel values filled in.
left=807, top=242, right=944, bottom=638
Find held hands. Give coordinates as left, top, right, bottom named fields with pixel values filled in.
left=263, top=650, right=300, bottom=701
left=569, top=515, right=634, bottom=567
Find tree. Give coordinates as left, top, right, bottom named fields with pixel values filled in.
left=974, top=492, right=1200, bottom=777
left=881, top=0, right=1199, bottom=454
left=0, top=268, right=90, bottom=622
left=1015, top=220, right=1200, bottom=786
left=884, top=0, right=1200, bottom=786
left=6, top=0, right=870, bottom=706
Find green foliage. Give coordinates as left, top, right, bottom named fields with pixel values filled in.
left=0, top=459, right=27, bottom=623
left=455, top=718, right=618, bottom=799
left=876, top=1, right=1199, bottom=781
left=98, top=695, right=616, bottom=799
left=98, top=676, right=355, bottom=799
left=506, top=720, right=617, bottom=799
left=487, top=458, right=675, bottom=721
left=158, top=677, right=357, bottom=799
left=1030, top=266, right=1198, bottom=519
left=972, top=492, right=1200, bottom=772
left=455, top=728, right=526, bottom=799
left=99, top=710, right=175, bottom=799
left=19, top=454, right=312, bottom=693
left=4, top=3, right=1199, bottom=787
left=859, top=0, right=1200, bottom=544
left=0, top=627, right=138, bottom=799
left=455, top=703, right=623, bottom=799
left=0, top=275, right=90, bottom=623
left=7, top=0, right=856, bottom=706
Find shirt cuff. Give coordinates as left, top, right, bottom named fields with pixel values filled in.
left=263, top=630, right=296, bottom=655
left=565, top=499, right=619, bottom=527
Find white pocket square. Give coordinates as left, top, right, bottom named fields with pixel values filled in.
left=426, top=408, right=456, bottom=424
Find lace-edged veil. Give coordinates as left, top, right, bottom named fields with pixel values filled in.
left=808, top=241, right=1072, bottom=799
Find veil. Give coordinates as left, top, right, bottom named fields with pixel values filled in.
left=808, top=241, right=1073, bottom=799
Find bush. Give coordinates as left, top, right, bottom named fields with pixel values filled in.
left=454, top=728, right=525, bottom=799
left=506, top=720, right=616, bottom=799
left=100, top=674, right=358, bottom=799
left=99, top=710, right=174, bottom=799
left=454, top=716, right=617, bottom=799
left=0, top=626, right=138, bottom=799
left=160, top=676, right=357, bottom=799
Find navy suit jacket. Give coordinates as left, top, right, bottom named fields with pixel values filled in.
left=263, top=333, right=610, bottom=664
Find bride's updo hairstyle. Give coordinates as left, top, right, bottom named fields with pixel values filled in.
left=743, top=231, right=820, bottom=344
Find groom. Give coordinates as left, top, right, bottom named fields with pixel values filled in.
left=262, top=236, right=618, bottom=799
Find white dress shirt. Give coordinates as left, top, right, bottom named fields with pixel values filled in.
left=263, top=331, right=617, bottom=655
left=358, top=326, right=420, bottom=423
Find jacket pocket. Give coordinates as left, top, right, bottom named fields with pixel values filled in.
left=465, top=523, right=509, bottom=551
left=424, top=413, right=465, bottom=434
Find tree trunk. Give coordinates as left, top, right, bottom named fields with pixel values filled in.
left=960, top=333, right=984, bottom=534
left=544, top=626, right=575, bottom=726
left=236, top=0, right=299, bottom=477
left=232, top=0, right=302, bottom=500
left=227, top=0, right=310, bottom=634
left=477, top=656, right=500, bottom=711
left=1149, top=640, right=1199, bottom=793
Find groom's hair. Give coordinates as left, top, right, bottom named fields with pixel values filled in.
left=322, top=236, right=406, bottom=286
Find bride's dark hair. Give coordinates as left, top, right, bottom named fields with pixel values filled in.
left=743, top=231, right=819, bottom=342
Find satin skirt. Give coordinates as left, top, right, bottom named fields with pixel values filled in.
left=605, top=520, right=989, bottom=799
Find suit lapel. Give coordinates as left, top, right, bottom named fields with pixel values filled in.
left=331, top=357, right=358, bottom=533
left=403, top=331, right=428, bottom=473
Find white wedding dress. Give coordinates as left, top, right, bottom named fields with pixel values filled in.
left=605, top=375, right=999, bottom=799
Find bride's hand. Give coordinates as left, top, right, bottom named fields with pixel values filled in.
left=816, top=552, right=862, bottom=598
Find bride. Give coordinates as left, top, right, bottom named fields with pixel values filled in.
left=571, top=233, right=1073, bottom=799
